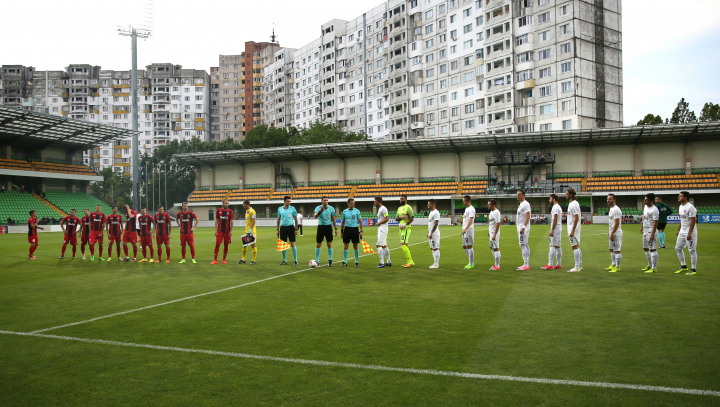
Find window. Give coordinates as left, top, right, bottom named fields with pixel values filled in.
left=539, top=67, right=551, bottom=78
left=516, top=34, right=529, bottom=46
left=440, top=64, right=447, bottom=73
left=452, top=107, right=459, bottom=116
left=562, top=119, right=572, bottom=130
left=560, top=43, right=572, bottom=54
left=517, top=52, right=533, bottom=63
left=560, top=5, right=568, bottom=15
left=465, top=119, right=475, bottom=128
left=450, top=14, right=457, bottom=23
left=539, top=30, right=549, bottom=42
left=426, top=24, right=434, bottom=34
left=464, top=56, right=473, bottom=66
left=413, top=56, right=421, bottom=65
left=439, top=49, right=447, bottom=58
left=451, top=76, right=459, bottom=85
left=518, top=16, right=530, bottom=27
left=540, top=104, right=552, bottom=115
left=476, top=16, right=483, bottom=26
left=538, top=12, right=550, bottom=24
left=540, top=85, right=551, bottom=97
left=441, top=125, right=449, bottom=134
left=451, top=60, right=459, bottom=70
left=439, top=19, right=446, bottom=29
left=464, top=87, right=474, bottom=97
left=562, top=100, right=572, bottom=111
left=464, top=72, right=473, bottom=81
left=450, top=45, right=457, bottom=54
left=452, top=92, right=458, bottom=100
left=538, top=49, right=551, bottom=60
left=440, top=79, right=447, bottom=88
left=560, top=24, right=569, bottom=35
left=561, top=81, right=572, bottom=92
left=464, top=40, right=473, bottom=49
left=540, top=123, right=552, bottom=131
left=426, top=53, right=434, bottom=63
left=463, top=8, right=472, bottom=17
left=427, top=127, right=435, bottom=136
left=412, top=100, right=420, bottom=108
left=426, top=68, right=435, bottom=77
left=426, top=98, right=435, bottom=106
left=538, top=0, right=549, bottom=5
left=440, top=94, right=448, bottom=103
left=452, top=123, right=460, bottom=132
left=426, top=10, right=433, bottom=18
left=464, top=24, right=473, bottom=33
left=517, top=69, right=533, bottom=81
left=439, top=4, right=446, bottom=13
left=426, top=39, right=434, bottom=48
left=518, top=124, right=533, bottom=132
left=427, top=83, right=435, bottom=91
left=464, top=103, right=474, bottom=113
left=561, top=62, right=572, bottom=73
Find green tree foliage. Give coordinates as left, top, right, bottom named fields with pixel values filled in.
left=89, top=167, right=133, bottom=208
left=289, top=121, right=370, bottom=145
left=699, top=102, right=720, bottom=122
left=669, top=98, right=698, bottom=124
left=636, top=114, right=664, bottom=125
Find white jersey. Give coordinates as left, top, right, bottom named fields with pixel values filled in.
left=516, top=200, right=531, bottom=230
left=678, top=203, right=697, bottom=234
left=428, top=209, right=440, bottom=235
left=488, top=209, right=501, bottom=237
left=463, top=205, right=476, bottom=231
left=643, top=205, right=659, bottom=234
left=376, top=205, right=389, bottom=234
left=567, top=200, right=582, bottom=234
left=550, top=204, right=563, bottom=232
left=608, top=205, right=623, bottom=235
left=297, top=214, right=303, bottom=224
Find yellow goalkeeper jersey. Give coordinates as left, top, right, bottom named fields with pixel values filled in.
left=245, top=207, right=257, bottom=235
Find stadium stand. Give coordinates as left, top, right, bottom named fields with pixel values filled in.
left=0, top=158, right=34, bottom=171
left=355, top=182, right=458, bottom=197
left=227, top=188, right=273, bottom=202
left=293, top=185, right=353, bottom=199
left=0, top=190, right=60, bottom=223
left=189, top=190, right=230, bottom=203
left=461, top=180, right=487, bottom=195
left=32, top=161, right=97, bottom=176
left=44, top=191, right=112, bottom=214
left=586, top=174, right=719, bottom=192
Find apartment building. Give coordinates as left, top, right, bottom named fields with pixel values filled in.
left=262, top=47, right=296, bottom=129
left=0, top=63, right=210, bottom=174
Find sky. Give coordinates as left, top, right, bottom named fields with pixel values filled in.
left=1, top=0, right=719, bottom=125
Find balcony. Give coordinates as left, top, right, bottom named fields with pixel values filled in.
left=516, top=79, right=535, bottom=90
left=194, top=118, right=204, bottom=122
left=487, top=82, right=512, bottom=94
left=113, top=84, right=130, bottom=89
left=487, top=116, right=513, bottom=128
left=486, top=99, right=512, bottom=113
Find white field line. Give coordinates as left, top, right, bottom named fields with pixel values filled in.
left=1, top=330, right=718, bottom=398
left=30, top=233, right=463, bottom=334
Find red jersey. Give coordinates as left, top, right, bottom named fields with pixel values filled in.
left=90, top=212, right=107, bottom=232
left=138, top=214, right=154, bottom=237
left=80, top=215, right=91, bottom=236
left=216, top=208, right=234, bottom=234
left=155, top=212, right=172, bottom=236
left=125, top=210, right=138, bottom=232
left=62, top=215, right=80, bottom=236
left=107, top=214, right=123, bottom=236
left=28, top=217, right=38, bottom=237
left=177, top=210, right=197, bottom=235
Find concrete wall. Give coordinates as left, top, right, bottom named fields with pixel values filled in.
left=593, top=145, right=633, bottom=172
left=690, top=141, right=720, bottom=169
left=199, top=166, right=213, bottom=188
left=460, top=151, right=487, bottom=177
left=345, top=157, right=376, bottom=180
left=381, top=155, right=415, bottom=179
left=309, top=159, right=339, bottom=182
left=552, top=147, right=586, bottom=173
left=640, top=143, right=685, bottom=170
left=42, top=147, right=68, bottom=161
left=214, top=164, right=240, bottom=186
left=245, top=162, right=273, bottom=185
left=282, top=160, right=307, bottom=184
left=419, top=153, right=455, bottom=178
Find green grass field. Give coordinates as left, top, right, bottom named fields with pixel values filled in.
left=1, top=224, right=719, bottom=406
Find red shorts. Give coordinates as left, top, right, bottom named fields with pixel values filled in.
left=180, top=233, right=194, bottom=246
left=156, top=235, right=170, bottom=246
left=81, top=234, right=89, bottom=245
left=140, top=235, right=153, bottom=247
left=63, top=234, right=78, bottom=245
left=216, top=232, right=232, bottom=245
left=28, top=236, right=38, bottom=244
left=89, top=231, right=104, bottom=244
left=108, top=234, right=121, bottom=244
left=123, top=231, right=138, bottom=244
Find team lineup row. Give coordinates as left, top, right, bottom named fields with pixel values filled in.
left=24, top=191, right=700, bottom=274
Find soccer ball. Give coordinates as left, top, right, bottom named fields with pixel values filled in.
left=399, top=223, right=406, bottom=230
left=309, top=259, right=319, bottom=268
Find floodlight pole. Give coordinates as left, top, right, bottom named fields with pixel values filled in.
left=131, top=27, right=140, bottom=210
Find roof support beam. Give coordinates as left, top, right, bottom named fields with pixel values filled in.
left=0, top=113, right=27, bottom=126
left=326, top=146, right=343, bottom=160
left=365, top=144, right=381, bottom=159
left=634, top=127, right=645, bottom=146
left=685, top=124, right=699, bottom=145
left=256, top=151, right=274, bottom=164
left=448, top=140, right=460, bottom=155
left=405, top=141, right=418, bottom=157
left=7, top=121, right=67, bottom=143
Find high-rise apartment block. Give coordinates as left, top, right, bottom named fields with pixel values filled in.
left=259, top=0, right=622, bottom=139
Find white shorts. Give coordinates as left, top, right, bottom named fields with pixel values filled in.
left=517, top=228, right=530, bottom=245
left=568, top=231, right=580, bottom=247
left=489, top=234, right=500, bottom=250
left=642, top=232, right=657, bottom=250
left=549, top=227, right=561, bottom=247
left=376, top=229, right=388, bottom=247
left=428, top=232, right=440, bottom=249
left=609, top=231, right=623, bottom=251
left=675, top=232, right=697, bottom=251
left=462, top=228, right=475, bottom=247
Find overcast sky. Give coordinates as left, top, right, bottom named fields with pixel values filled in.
left=2, top=0, right=719, bottom=125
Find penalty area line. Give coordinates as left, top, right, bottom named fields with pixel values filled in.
left=1, top=330, right=718, bottom=398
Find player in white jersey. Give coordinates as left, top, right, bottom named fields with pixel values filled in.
left=516, top=190, right=531, bottom=270
left=427, top=199, right=441, bottom=268
left=566, top=188, right=583, bottom=272
left=641, top=193, right=660, bottom=273
left=487, top=199, right=502, bottom=270
left=374, top=196, right=391, bottom=268
left=605, top=193, right=623, bottom=272
left=675, top=191, right=698, bottom=275
left=542, top=193, right=563, bottom=270
left=461, top=195, right=476, bottom=269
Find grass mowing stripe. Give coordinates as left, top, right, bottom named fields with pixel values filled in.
left=2, top=329, right=718, bottom=398
left=30, top=233, right=463, bottom=334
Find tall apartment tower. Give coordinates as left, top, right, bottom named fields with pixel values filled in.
left=244, top=41, right=281, bottom=135
left=211, top=55, right=245, bottom=141
left=262, top=47, right=296, bottom=129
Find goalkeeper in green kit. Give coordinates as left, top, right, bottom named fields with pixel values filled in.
left=397, top=194, right=415, bottom=267
left=654, top=196, right=673, bottom=249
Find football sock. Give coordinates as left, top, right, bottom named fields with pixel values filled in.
left=291, top=246, right=297, bottom=262
left=315, top=248, right=321, bottom=263
left=615, top=253, right=622, bottom=268
left=354, top=249, right=359, bottom=263
left=61, top=244, right=67, bottom=257
left=377, top=247, right=384, bottom=263
left=108, top=245, right=112, bottom=258
left=384, top=248, right=390, bottom=263
left=651, top=251, right=658, bottom=269
left=101, top=244, right=105, bottom=257
left=189, top=245, right=195, bottom=259
left=89, top=244, right=95, bottom=255
left=402, top=245, right=413, bottom=264
left=343, top=250, right=349, bottom=263
left=142, top=247, right=147, bottom=258
left=468, top=248, right=474, bottom=265
left=464, top=249, right=469, bottom=263
left=432, top=250, right=440, bottom=266
left=549, top=246, right=555, bottom=266
left=327, top=248, right=333, bottom=261
left=124, top=245, right=129, bottom=257
left=658, top=231, right=665, bottom=246
left=166, top=246, right=171, bottom=259
left=611, top=252, right=616, bottom=266
left=689, top=248, right=697, bottom=269
left=522, top=244, right=530, bottom=267
left=223, top=243, right=228, bottom=260
left=214, top=244, right=220, bottom=260
left=181, top=246, right=186, bottom=259
left=645, top=250, right=652, bottom=267
left=132, top=245, right=137, bottom=258
left=493, top=250, right=501, bottom=267
left=72, top=245, right=76, bottom=257
left=243, top=247, right=248, bottom=260
left=252, top=247, right=257, bottom=261
left=282, top=250, right=287, bottom=262
left=573, top=249, right=582, bottom=268
left=555, top=247, right=562, bottom=267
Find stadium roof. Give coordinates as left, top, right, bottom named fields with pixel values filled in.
left=174, top=122, right=720, bottom=165
left=0, top=105, right=138, bottom=151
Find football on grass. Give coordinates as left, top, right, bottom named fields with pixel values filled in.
left=309, top=259, right=319, bottom=268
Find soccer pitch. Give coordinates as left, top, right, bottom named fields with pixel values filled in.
left=1, top=224, right=719, bottom=406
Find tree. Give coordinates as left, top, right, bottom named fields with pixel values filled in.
left=89, top=167, right=133, bottom=208
left=242, top=125, right=290, bottom=149
left=637, top=114, right=663, bottom=125
left=669, top=98, right=697, bottom=124
left=290, top=121, right=370, bottom=145
left=699, top=102, right=720, bottom=122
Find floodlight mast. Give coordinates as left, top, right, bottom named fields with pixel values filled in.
left=118, top=1, right=152, bottom=210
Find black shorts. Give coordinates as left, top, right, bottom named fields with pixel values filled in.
left=342, top=227, right=360, bottom=244
left=279, top=225, right=296, bottom=242
left=658, top=222, right=667, bottom=231
left=316, top=225, right=334, bottom=243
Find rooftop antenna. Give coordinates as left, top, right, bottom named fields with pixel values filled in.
left=270, top=25, right=279, bottom=44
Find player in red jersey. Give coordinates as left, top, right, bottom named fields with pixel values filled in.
left=59, top=209, right=80, bottom=259
left=105, top=206, right=124, bottom=261
left=212, top=199, right=234, bottom=264
left=154, top=205, right=172, bottom=263
left=88, top=204, right=107, bottom=261
left=176, top=202, right=198, bottom=263
left=27, top=210, right=44, bottom=259
left=138, top=207, right=155, bottom=263
left=121, top=205, right=138, bottom=261
left=79, top=209, right=91, bottom=260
